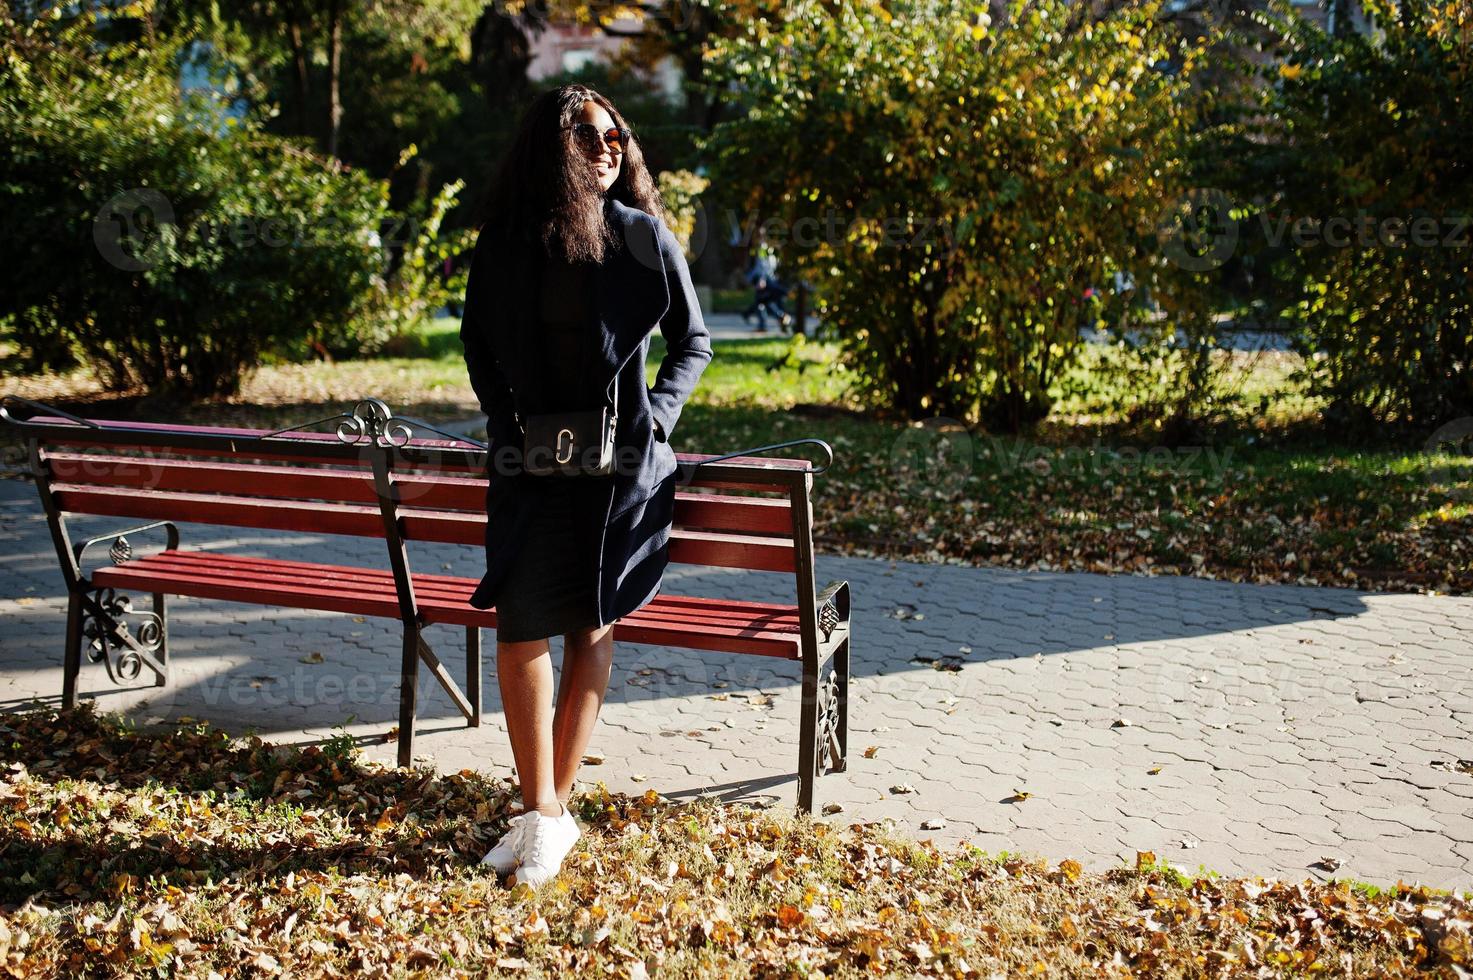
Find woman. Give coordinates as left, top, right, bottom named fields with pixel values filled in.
left=458, top=85, right=712, bottom=887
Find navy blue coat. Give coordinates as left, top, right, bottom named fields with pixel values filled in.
left=459, top=197, right=713, bottom=625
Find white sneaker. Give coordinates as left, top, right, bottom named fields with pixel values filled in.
left=480, top=814, right=528, bottom=874
left=509, top=803, right=582, bottom=888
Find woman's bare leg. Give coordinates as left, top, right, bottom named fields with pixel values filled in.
left=496, top=638, right=563, bottom=816
left=551, top=622, right=616, bottom=804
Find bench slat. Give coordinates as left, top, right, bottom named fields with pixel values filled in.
left=674, top=493, right=792, bottom=535
left=49, top=485, right=800, bottom=572
left=44, top=453, right=799, bottom=537
left=393, top=482, right=795, bottom=534
left=668, top=529, right=797, bottom=572
left=395, top=511, right=798, bottom=572
left=51, top=485, right=386, bottom=537
left=123, top=556, right=793, bottom=633
left=91, top=551, right=802, bottom=658
left=29, top=416, right=815, bottom=485
left=44, top=453, right=384, bottom=505
left=36, top=431, right=483, bottom=474
left=91, top=563, right=402, bottom=619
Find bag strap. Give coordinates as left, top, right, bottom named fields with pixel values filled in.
left=675, top=437, right=832, bottom=482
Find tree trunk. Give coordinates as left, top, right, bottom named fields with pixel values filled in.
left=325, top=0, right=343, bottom=159
left=288, top=28, right=310, bottom=136
left=281, top=0, right=311, bottom=137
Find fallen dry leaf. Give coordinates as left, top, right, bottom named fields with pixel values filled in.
left=3, top=702, right=1468, bottom=979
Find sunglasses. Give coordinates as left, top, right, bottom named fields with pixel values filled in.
left=566, top=122, right=633, bottom=155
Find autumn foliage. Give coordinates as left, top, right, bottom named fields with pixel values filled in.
left=1, top=704, right=1468, bottom=976
left=706, top=0, right=1204, bottom=431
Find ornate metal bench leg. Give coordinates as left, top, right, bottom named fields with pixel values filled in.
left=152, top=593, right=169, bottom=687
left=798, top=653, right=845, bottom=815
left=834, top=633, right=850, bottom=773
left=398, top=624, right=419, bottom=768
left=467, top=626, right=482, bottom=727
left=798, top=658, right=820, bottom=815
left=62, top=590, right=84, bottom=708
left=71, top=587, right=168, bottom=691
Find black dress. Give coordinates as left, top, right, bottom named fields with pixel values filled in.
left=492, top=248, right=612, bottom=643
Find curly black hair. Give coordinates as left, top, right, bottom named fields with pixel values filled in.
left=475, top=84, right=668, bottom=266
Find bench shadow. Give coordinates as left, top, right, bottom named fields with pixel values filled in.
left=0, top=702, right=528, bottom=910
left=0, top=481, right=1382, bottom=780
left=658, top=773, right=795, bottom=806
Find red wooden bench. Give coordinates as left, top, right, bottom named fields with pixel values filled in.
left=0, top=397, right=851, bottom=813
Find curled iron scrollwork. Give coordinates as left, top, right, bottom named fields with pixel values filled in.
left=109, top=534, right=133, bottom=564
left=82, top=588, right=163, bottom=686
left=815, top=667, right=843, bottom=774
left=257, top=396, right=483, bottom=449
left=818, top=599, right=840, bottom=642
left=335, top=398, right=414, bottom=448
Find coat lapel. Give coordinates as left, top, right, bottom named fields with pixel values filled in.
left=593, top=199, right=671, bottom=402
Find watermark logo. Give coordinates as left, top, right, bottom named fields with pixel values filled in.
left=94, top=188, right=175, bottom=272
left=884, top=422, right=1238, bottom=501
left=1156, top=187, right=1238, bottom=271
left=92, top=187, right=445, bottom=271
left=888, top=417, right=976, bottom=497
left=1424, top=416, right=1473, bottom=504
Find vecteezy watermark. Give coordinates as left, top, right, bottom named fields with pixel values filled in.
left=981, top=437, right=1237, bottom=482
left=888, top=417, right=976, bottom=498
left=93, top=188, right=176, bottom=272
left=1155, top=187, right=1239, bottom=272
left=1157, top=188, right=1472, bottom=271
left=724, top=207, right=970, bottom=261
left=1255, top=210, right=1472, bottom=250
left=619, top=201, right=977, bottom=272
left=1424, top=416, right=1473, bottom=504
left=92, top=187, right=434, bottom=271
left=486, top=441, right=648, bottom=478
left=886, top=417, right=1237, bottom=497
left=124, top=653, right=420, bottom=728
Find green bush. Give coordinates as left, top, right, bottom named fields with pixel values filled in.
left=1217, top=0, right=1473, bottom=427
left=705, top=0, right=1204, bottom=431
left=0, top=8, right=458, bottom=398
left=312, top=147, right=475, bottom=361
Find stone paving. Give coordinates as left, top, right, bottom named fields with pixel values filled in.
left=1, top=477, right=1470, bottom=891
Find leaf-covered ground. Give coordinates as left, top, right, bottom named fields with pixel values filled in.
left=4, top=325, right=1469, bottom=596
left=1, top=705, right=1469, bottom=977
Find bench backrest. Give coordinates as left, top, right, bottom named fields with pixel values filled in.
left=385, top=441, right=816, bottom=575
left=28, top=418, right=413, bottom=540
left=12, top=414, right=822, bottom=578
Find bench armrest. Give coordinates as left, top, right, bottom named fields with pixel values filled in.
left=74, top=520, right=180, bottom=576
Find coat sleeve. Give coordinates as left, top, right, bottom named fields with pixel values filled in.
left=647, top=217, right=713, bottom=443
left=459, top=232, right=520, bottom=450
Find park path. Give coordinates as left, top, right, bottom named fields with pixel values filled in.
left=1, top=477, right=1469, bottom=890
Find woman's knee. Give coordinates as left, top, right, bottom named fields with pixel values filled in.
left=497, top=638, right=551, bottom=665
left=565, top=621, right=615, bottom=653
